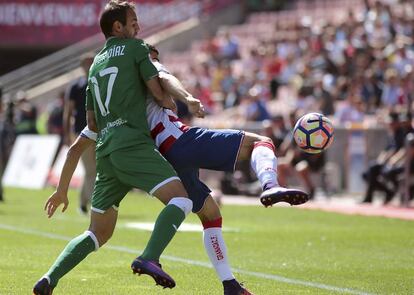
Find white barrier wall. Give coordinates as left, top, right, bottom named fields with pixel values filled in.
left=2, top=135, right=60, bottom=189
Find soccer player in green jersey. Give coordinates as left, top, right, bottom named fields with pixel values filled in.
left=33, top=1, right=201, bottom=294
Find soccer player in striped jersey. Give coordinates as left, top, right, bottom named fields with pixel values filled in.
left=38, top=45, right=309, bottom=294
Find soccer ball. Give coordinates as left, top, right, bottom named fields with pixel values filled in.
left=293, top=113, right=334, bottom=154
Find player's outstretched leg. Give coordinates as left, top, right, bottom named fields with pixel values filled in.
left=33, top=277, right=54, bottom=295
left=131, top=257, right=176, bottom=289
left=239, top=133, right=309, bottom=207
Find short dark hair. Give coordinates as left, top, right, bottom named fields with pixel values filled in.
left=99, top=1, right=135, bottom=38
left=146, top=43, right=159, bottom=56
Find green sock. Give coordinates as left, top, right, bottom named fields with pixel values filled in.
left=141, top=204, right=185, bottom=261
left=46, top=232, right=97, bottom=287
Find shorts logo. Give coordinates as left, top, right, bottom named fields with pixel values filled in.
left=172, top=224, right=178, bottom=231
left=210, top=236, right=224, bottom=260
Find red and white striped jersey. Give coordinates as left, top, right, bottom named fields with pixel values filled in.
left=146, top=100, right=189, bottom=154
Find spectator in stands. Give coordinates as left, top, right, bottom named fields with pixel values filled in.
left=262, top=117, right=286, bottom=157
left=401, top=133, right=414, bottom=206
left=313, top=76, right=335, bottom=116
left=218, top=31, right=239, bottom=61
left=334, top=86, right=365, bottom=124
left=361, top=111, right=413, bottom=204
left=265, top=48, right=283, bottom=99
left=0, top=89, right=4, bottom=202
left=361, top=69, right=382, bottom=111
left=0, top=89, right=16, bottom=202
left=63, top=52, right=95, bottom=214
left=381, top=69, right=403, bottom=108
left=47, top=91, right=64, bottom=139
left=244, top=86, right=270, bottom=122
left=193, top=82, right=214, bottom=114
left=14, top=90, right=38, bottom=135
left=295, top=86, right=316, bottom=113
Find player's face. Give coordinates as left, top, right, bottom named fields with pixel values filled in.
left=121, top=8, right=140, bottom=38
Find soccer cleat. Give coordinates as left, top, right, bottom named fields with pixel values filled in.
left=131, top=257, right=176, bottom=289
left=223, top=279, right=254, bottom=295
left=260, top=186, right=309, bottom=207
left=33, top=278, right=54, bottom=295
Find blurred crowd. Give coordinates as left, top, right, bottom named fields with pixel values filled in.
left=166, top=0, right=413, bottom=122
left=164, top=0, right=414, bottom=205
left=1, top=0, right=413, bottom=206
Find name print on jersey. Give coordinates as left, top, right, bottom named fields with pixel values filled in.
left=95, top=45, right=125, bottom=65
left=107, top=45, right=125, bottom=58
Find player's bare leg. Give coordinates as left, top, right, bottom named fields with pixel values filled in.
left=33, top=209, right=117, bottom=294
left=131, top=179, right=192, bottom=289
left=237, top=132, right=309, bottom=207
left=197, top=196, right=254, bottom=295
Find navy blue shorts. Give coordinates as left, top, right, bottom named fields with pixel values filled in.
left=164, top=127, right=244, bottom=212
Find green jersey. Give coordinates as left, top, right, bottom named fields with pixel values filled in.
left=86, top=37, right=158, bottom=158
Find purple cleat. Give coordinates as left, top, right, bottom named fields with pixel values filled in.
left=33, top=277, right=54, bottom=295
left=131, top=257, right=176, bottom=289
left=223, top=279, right=254, bottom=295
left=260, top=186, right=309, bottom=207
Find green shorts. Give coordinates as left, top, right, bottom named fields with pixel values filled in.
left=91, top=143, right=179, bottom=213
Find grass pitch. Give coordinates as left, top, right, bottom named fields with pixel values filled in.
left=0, top=187, right=413, bottom=295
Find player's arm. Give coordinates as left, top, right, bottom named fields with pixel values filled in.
left=45, top=129, right=96, bottom=218
left=145, top=77, right=177, bottom=111
left=135, top=41, right=177, bottom=111
left=158, top=72, right=205, bottom=118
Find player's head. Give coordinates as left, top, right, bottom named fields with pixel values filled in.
left=100, top=1, right=139, bottom=39
left=146, top=43, right=160, bottom=61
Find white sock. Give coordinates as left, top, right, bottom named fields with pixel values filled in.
left=251, top=141, right=279, bottom=190
left=203, top=218, right=234, bottom=282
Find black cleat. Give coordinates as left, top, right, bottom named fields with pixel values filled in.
left=260, top=186, right=309, bottom=207
left=33, top=278, right=53, bottom=295
left=131, top=257, right=176, bottom=289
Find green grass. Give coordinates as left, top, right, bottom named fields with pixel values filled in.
left=0, top=188, right=413, bottom=295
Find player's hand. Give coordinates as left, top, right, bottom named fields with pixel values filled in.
left=44, top=190, right=69, bottom=218
left=187, top=97, right=205, bottom=118
left=161, top=96, right=177, bottom=113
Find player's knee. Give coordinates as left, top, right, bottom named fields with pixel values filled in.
left=88, top=227, right=113, bottom=247
left=197, top=196, right=221, bottom=222
left=253, top=136, right=275, bottom=151
left=168, top=197, right=193, bottom=216
left=257, top=136, right=274, bottom=146
left=84, top=230, right=100, bottom=251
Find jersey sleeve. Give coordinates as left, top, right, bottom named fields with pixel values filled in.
left=80, top=126, right=97, bottom=142
left=85, top=84, right=94, bottom=111
left=133, top=39, right=158, bottom=81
